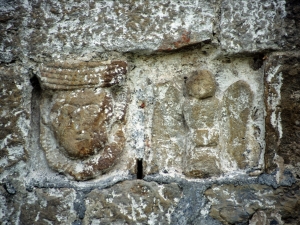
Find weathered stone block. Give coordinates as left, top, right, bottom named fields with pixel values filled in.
left=0, top=0, right=24, bottom=63
left=0, top=66, right=30, bottom=172
left=265, top=52, right=300, bottom=176
left=284, top=0, right=300, bottom=50
left=9, top=0, right=216, bottom=61
left=147, top=83, right=186, bottom=174
left=19, top=188, right=77, bottom=224
left=39, top=60, right=129, bottom=180
left=205, top=182, right=300, bottom=225
left=83, top=180, right=182, bottom=225
left=220, top=0, right=286, bottom=55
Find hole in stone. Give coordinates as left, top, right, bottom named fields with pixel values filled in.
left=136, top=159, right=143, bottom=179
left=30, top=75, right=41, bottom=91
left=250, top=53, right=264, bottom=70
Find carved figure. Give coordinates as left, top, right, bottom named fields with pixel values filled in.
left=39, top=60, right=128, bottom=180
left=220, top=80, right=253, bottom=169
left=183, top=70, right=221, bottom=178
left=183, top=70, right=253, bottom=178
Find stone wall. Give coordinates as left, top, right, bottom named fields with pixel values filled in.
left=1, top=0, right=300, bottom=224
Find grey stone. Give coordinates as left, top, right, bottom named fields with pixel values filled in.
left=0, top=0, right=23, bottom=63
left=205, top=182, right=300, bottom=225
left=83, top=180, right=182, bottom=225
left=19, top=188, right=78, bottom=224
left=4, top=182, right=16, bottom=195
left=283, top=0, right=300, bottom=50
left=0, top=0, right=216, bottom=62
left=219, top=0, right=286, bottom=55
left=0, top=66, right=30, bottom=173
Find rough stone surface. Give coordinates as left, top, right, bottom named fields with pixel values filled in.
left=0, top=0, right=23, bottom=63
left=205, top=182, right=300, bottom=225
left=19, top=188, right=78, bottom=224
left=83, top=180, right=182, bottom=224
left=184, top=152, right=221, bottom=178
left=0, top=65, right=30, bottom=173
left=284, top=0, right=300, bottom=50
left=265, top=52, right=300, bottom=180
left=1, top=0, right=300, bottom=224
left=219, top=0, right=286, bottom=55
left=0, top=0, right=216, bottom=62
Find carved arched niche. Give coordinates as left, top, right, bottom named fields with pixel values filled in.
left=38, top=60, right=129, bottom=181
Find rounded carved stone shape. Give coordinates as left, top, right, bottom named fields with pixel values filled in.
left=185, top=70, right=216, bottom=99
left=50, top=89, right=113, bottom=159
left=39, top=60, right=128, bottom=181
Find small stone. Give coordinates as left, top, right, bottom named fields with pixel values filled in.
left=4, top=182, right=16, bottom=195
left=249, top=211, right=267, bottom=225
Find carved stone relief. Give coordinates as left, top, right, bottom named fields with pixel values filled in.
left=183, top=70, right=254, bottom=178
left=183, top=70, right=221, bottom=178
left=220, top=80, right=253, bottom=169
left=38, top=60, right=128, bottom=181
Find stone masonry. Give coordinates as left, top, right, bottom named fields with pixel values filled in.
left=1, top=0, right=300, bottom=224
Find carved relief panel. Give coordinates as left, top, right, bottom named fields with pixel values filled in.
left=183, top=70, right=257, bottom=178
left=38, top=61, right=128, bottom=180
left=183, top=70, right=221, bottom=178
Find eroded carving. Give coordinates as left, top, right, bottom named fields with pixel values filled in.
left=183, top=70, right=254, bottom=178
left=183, top=70, right=221, bottom=178
left=39, top=60, right=128, bottom=180
left=220, top=80, right=253, bottom=169
left=185, top=70, right=216, bottom=99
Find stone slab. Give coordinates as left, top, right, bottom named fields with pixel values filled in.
left=0, top=66, right=30, bottom=172
left=219, top=0, right=286, bottom=55
left=205, top=182, right=300, bottom=225
left=265, top=52, right=300, bottom=177
left=83, top=180, right=182, bottom=224
left=2, top=0, right=216, bottom=62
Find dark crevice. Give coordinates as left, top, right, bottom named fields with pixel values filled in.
left=30, top=74, right=41, bottom=91
left=250, top=53, right=264, bottom=71
left=137, top=159, right=143, bottom=179
left=28, top=73, right=42, bottom=172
